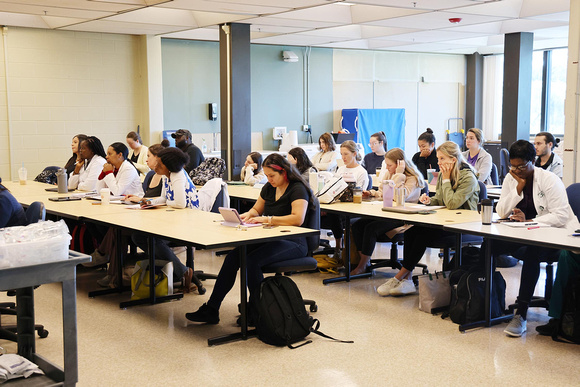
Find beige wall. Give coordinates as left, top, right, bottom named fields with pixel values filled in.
left=0, top=27, right=145, bottom=180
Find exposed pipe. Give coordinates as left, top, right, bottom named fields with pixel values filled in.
left=2, top=26, right=13, bottom=181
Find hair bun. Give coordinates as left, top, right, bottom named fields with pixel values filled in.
left=555, top=138, right=561, bottom=146
left=425, top=128, right=433, bottom=133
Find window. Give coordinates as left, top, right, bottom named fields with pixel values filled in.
left=547, top=48, right=567, bottom=135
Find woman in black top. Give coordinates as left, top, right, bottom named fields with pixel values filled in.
left=186, top=153, right=313, bottom=324
left=362, top=131, right=387, bottom=175
left=64, top=134, right=88, bottom=175
left=0, top=179, right=26, bottom=228
left=412, top=128, right=439, bottom=179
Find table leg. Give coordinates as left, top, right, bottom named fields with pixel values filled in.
left=208, top=245, right=257, bottom=346
left=88, top=227, right=129, bottom=298
left=62, top=278, right=78, bottom=385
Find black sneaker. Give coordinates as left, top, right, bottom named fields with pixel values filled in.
left=185, top=303, right=220, bottom=324
left=535, top=318, right=559, bottom=336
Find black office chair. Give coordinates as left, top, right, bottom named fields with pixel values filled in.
left=261, top=197, right=320, bottom=312
left=499, top=148, right=510, bottom=184
left=490, top=163, right=499, bottom=185
left=367, top=174, right=373, bottom=190
left=438, top=181, right=486, bottom=270
left=0, top=201, right=49, bottom=341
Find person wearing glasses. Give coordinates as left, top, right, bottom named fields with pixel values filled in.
left=412, top=128, right=439, bottom=180
left=362, top=131, right=387, bottom=178
left=311, top=133, right=339, bottom=172
left=494, top=140, right=577, bottom=338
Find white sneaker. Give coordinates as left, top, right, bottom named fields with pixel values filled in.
left=504, top=315, right=527, bottom=337
left=83, top=250, right=109, bottom=267
left=389, top=279, right=417, bottom=296
left=377, top=278, right=400, bottom=296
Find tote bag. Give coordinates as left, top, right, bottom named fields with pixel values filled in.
left=131, top=260, right=173, bottom=300
left=418, top=271, right=450, bottom=313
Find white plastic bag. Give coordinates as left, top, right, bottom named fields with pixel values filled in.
left=316, top=176, right=348, bottom=204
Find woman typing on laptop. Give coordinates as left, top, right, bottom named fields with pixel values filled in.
left=185, top=153, right=313, bottom=324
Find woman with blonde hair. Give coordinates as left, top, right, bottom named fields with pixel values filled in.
left=351, top=148, right=424, bottom=275
left=377, top=141, right=479, bottom=296
left=311, top=132, right=339, bottom=172
left=462, top=128, right=492, bottom=184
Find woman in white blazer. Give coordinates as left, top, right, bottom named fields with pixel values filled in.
left=311, top=132, right=339, bottom=172
left=96, top=142, right=144, bottom=197
left=126, top=131, right=150, bottom=176
left=494, top=140, right=579, bottom=338
left=462, top=128, right=493, bottom=185
left=68, top=136, right=107, bottom=191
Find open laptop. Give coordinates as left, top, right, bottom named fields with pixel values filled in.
left=218, top=207, right=262, bottom=227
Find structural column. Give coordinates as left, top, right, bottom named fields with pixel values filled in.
left=220, top=23, right=251, bottom=180
left=466, top=52, right=483, bottom=131
left=137, top=35, right=164, bottom=145
left=501, top=32, right=533, bottom=146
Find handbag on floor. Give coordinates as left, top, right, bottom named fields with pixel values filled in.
left=130, top=260, right=173, bottom=300
left=418, top=271, right=451, bottom=314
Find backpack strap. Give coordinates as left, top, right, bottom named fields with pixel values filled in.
left=310, top=319, right=354, bottom=344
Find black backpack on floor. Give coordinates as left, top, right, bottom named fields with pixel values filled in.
left=254, top=276, right=353, bottom=349
left=553, top=274, right=580, bottom=344
left=447, top=267, right=506, bottom=325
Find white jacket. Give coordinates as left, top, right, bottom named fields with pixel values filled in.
left=535, top=152, right=563, bottom=179
left=95, top=160, right=144, bottom=197
left=128, top=145, right=150, bottom=176
left=462, top=148, right=492, bottom=185
left=496, top=167, right=579, bottom=231
left=311, top=150, right=339, bottom=172
left=240, top=165, right=267, bottom=186
left=68, top=155, right=106, bottom=191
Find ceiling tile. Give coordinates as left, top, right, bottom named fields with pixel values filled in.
left=61, top=19, right=183, bottom=35
left=451, top=0, right=524, bottom=18
left=318, top=39, right=370, bottom=49
left=350, top=4, right=427, bottom=24
left=251, top=33, right=338, bottom=46
left=214, top=0, right=331, bottom=7
left=107, top=7, right=198, bottom=27
left=42, top=15, right=88, bottom=29
left=242, top=16, right=342, bottom=29
left=0, top=3, right=114, bottom=18
left=271, top=4, right=352, bottom=23
left=0, top=0, right=139, bottom=13
left=0, top=11, right=48, bottom=28
left=347, top=0, right=479, bottom=11
left=161, top=27, right=220, bottom=41
left=157, top=0, right=290, bottom=15
left=500, top=18, right=567, bottom=34
left=364, top=10, right=508, bottom=30
left=519, top=0, right=569, bottom=18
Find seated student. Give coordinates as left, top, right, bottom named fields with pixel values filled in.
left=351, top=148, right=424, bottom=275
left=0, top=179, right=26, bottom=228
left=492, top=140, right=577, bottom=337
left=185, top=153, right=313, bottom=324
left=412, top=128, right=439, bottom=180
left=68, top=136, right=107, bottom=191
left=288, top=147, right=317, bottom=183
left=126, top=131, right=150, bottom=176
left=377, top=141, right=479, bottom=297
left=131, top=148, right=199, bottom=292
left=536, top=251, right=580, bottom=335
left=362, top=131, right=387, bottom=178
left=321, top=140, right=369, bottom=258
left=95, top=142, right=144, bottom=197
left=462, top=128, right=492, bottom=184
left=534, top=132, right=563, bottom=178
left=64, top=134, right=88, bottom=176
left=171, top=129, right=204, bottom=174
left=311, top=133, right=339, bottom=172
left=94, top=143, right=168, bottom=284
left=240, top=152, right=267, bottom=186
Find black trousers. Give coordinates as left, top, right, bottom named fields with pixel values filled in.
left=351, top=218, right=404, bottom=257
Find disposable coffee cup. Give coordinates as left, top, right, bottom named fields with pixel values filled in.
left=18, top=167, right=27, bottom=185
left=100, top=188, right=110, bottom=205
left=375, top=167, right=382, bottom=177
left=427, top=169, right=435, bottom=183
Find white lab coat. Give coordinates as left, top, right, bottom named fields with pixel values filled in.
left=68, top=155, right=106, bottom=191
left=95, top=160, right=144, bottom=197
left=496, top=167, right=579, bottom=230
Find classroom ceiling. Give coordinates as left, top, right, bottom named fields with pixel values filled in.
left=0, top=0, right=571, bottom=54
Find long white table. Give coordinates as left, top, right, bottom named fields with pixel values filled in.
left=444, top=222, right=580, bottom=332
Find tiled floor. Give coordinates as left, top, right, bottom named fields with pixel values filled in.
left=1, top=244, right=579, bottom=386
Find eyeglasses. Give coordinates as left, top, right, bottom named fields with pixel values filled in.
left=509, top=161, right=531, bottom=172
left=369, top=142, right=379, bottom=147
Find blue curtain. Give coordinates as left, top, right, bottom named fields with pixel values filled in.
left=347, top=109, right=405, bottom=155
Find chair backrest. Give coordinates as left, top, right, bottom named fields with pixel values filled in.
left=210, top=183, right=227, bottom=214
left=26, top=201, right=46, bottom=225
left=478, top=181, right=487, bottom=201
left=305, top=197, right=321, bottom=255
left=490, top=163, right=499, bottom=185
left=499, top=148, right=510, bottom=183
left=367, top=174, right=373, bottom=190
left=566, top=183, right=580, bottom=222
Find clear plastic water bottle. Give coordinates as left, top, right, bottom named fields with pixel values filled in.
left=202, top=139, right=208, bottom=153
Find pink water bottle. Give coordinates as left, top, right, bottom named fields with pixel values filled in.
left=382, top=180, right=395, bottom=208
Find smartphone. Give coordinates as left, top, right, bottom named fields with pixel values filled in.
left=48, top=197, right=82, bottom=202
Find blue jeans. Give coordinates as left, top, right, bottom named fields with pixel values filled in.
left=207, top=238, right=307, bottom=310
left=131, top=233, right=188, bottom=280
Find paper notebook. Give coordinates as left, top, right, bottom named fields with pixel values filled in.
left=382, top=204, right=445, bottom=214
left=500, top=222, right=549, bottom=228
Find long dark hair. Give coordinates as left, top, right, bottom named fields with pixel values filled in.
left=64, top=134, right=88, bottom=171
left=248, top=152, right=263, bottom=176
left=83, top=136, right=106, bottom=159
left=371, top=131, right=388, bottom=151
left=288, top=147, right=315, bottom=175
left=262, top=153, right=313, bottom=208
